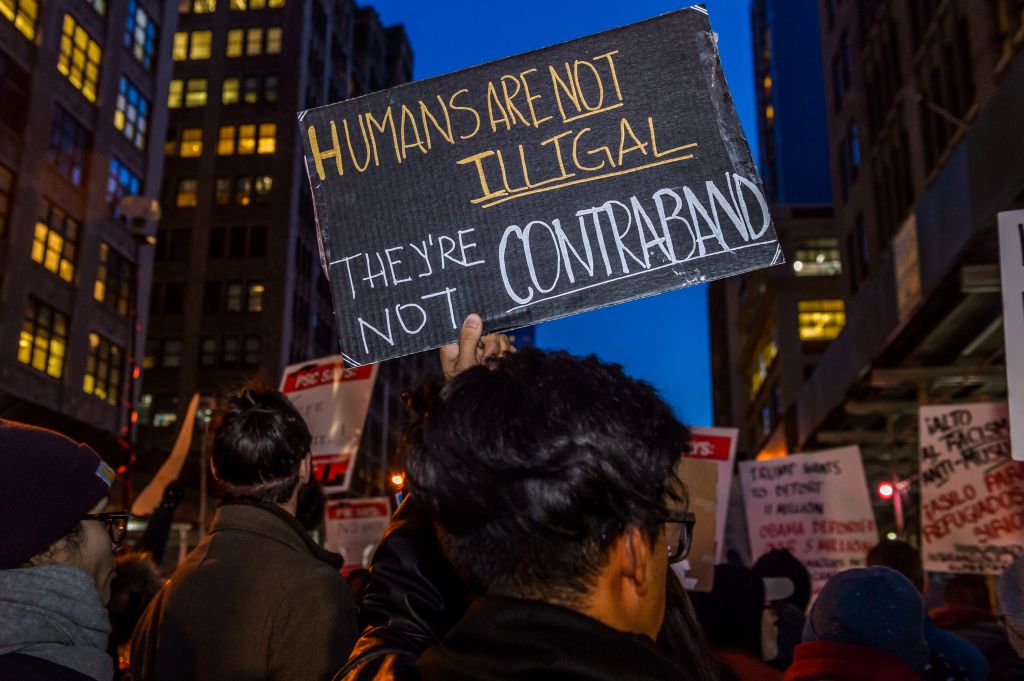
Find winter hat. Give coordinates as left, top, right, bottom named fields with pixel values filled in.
left=754, top=548, right=813, bottom=611
left=998, top=555, right=1024, bottom=656
left=803, top=566, right=928, bottom=675
left=0, top=420, right=115, bottom=569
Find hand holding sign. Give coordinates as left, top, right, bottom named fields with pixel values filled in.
left=439, top=313, right=516, bottom=379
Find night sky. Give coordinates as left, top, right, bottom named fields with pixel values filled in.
left=367, top=1, right=758, bottom=426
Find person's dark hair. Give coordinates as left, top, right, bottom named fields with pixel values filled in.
left=23, top=522, right=86, bottom=566
left=108, top=552, right=163, bottom=649
left=754, top=548, right=812, bottom=612
left=690, top=564, right=765, bottom=656
left=210, top=382, right=312, bottom=504
left=943, top=574, right=991, bottom=611
left=404, top=348, right=690, bottom=606
left=295, top=479, right=327, bottom=532
left=866, top=540, right=923, bottom=592
left=659, top=572, right=723, bottom=681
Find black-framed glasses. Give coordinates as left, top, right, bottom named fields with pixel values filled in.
left=84, top=511, right=129, bottom=545
left=663, top=511, right=696, bottom=563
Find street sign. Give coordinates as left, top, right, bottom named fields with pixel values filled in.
left=299, top=5, right=781, bottom=366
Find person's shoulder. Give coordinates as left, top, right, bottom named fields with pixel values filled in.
left=0, top=653, right=96, bottom=681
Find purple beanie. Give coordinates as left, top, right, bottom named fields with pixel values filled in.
left=0, top=419, right=115, bottom=569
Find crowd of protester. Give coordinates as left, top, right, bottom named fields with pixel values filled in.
left=2, top=315, right=1024, bottom=680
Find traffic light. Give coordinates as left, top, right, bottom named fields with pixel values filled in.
left=877, top=481, right=895, bottom=500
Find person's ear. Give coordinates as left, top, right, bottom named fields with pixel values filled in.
left=622, top=526, right=652, bottom=597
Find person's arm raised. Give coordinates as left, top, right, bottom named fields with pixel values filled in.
left=438, top=313, right=515, bottom=379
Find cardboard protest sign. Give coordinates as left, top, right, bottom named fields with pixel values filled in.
left=279, top=356, right=378, bottom=493
left=672, top=457, right=717, bottom=592
left=324, top=497, right=392, bottom=575
left=739, top=447, right=878, bottom=593
left=686, top=426, right=738, bottom=562
left=919, top=403, right=1024, bottom=574
left=999, top=211, right=1024, bottom=461
left=299, top=5, right=781, bottom=366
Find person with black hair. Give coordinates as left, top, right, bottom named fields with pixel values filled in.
left=753, top=548, right=811, bottom=670
left=341, top=314, right=710, bottom=680
left=131, top=383, right=358, bottom=681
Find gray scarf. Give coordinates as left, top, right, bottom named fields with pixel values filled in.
left=0, top=564, right=113, bottom=681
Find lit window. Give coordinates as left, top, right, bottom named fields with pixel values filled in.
left=189, top=30, right=212, bottom=59
left=151, top=394, right=179, bottom=427
left=168, top=79, right=183, bottom=108
left=226, top=282, right=243, bottom=311
left=176, top=178, right=198, bottom=207
left=172, top=32, right=188, bottom=60
left=243, top=75, right=259, bottom=103
left=180, top=128, right=203, bottom=157
left=249, top=0, right=265, bottom=7
left=160, top=338, right=182, bottom=368
left=47, top=106, right=91, bottom=187
left=2, top=0, right=39, bottom=40
left=32, top=200, right=79, bottom=282
left=222, top=77, right=239, bottom=104
left=184, top=78, right=207, bottom=107
left=125, top=0, right=157, bottom=69
left=193, top=0, right=216, bottom=12
left=83, top=332, right=124, bottom=406
left=86, top=0, right=105, bottom=15
left=765, top=104, right=775, bottom=122
left=257, top=123, right=276, bottom=154
left=254, top=174, right=272, bottom=202
left=199, top=337, right=217, bottom=367
left=217, top=125, right=235, bottom=155
left=243, top=336, right=260, bottom=365
left=94, top=242, right=133, bottom=315
left=235, top=177, right=252, bottom=205
left=214, top=177, right=231, bottom=205
left=798, top=299, right=846, bottom=341
left=115, top=76, right=150, bottom=149
left=763, top=74, right=772, bottom=91
left=748, top=324, right=778, bottom=398
left=266, top=27, right=282, bottom=54
left=269, top=0, right=284, bottom=7
left=793, top=239, right=842, bottom=277
left=230, top=0, right=246, bottom=8
left=18, top=298, right=68, bottom=378
left=237, top=124, right=256, bottom=154
left=247, top=281, right=264, bottom=312
left=0, top=163, right=13, bottom=238
left=245, top=27, right=263, bottom=56
left=57, top=15, right=103, bottom=103
left=226, top=29, right=243, bottom=57
left=106, top=157, right=141, bottom=210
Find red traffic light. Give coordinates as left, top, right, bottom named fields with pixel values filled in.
left=877, top=482, right=895, bottom=499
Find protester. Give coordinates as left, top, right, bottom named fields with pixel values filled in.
left=690, top=564, right=784, bottom=680
left=107, top=552, right=163, bottom=679
left=786, top=566, right=928, bottom=681
left=340, top=314, right=711, bottom=679
left=753, top=548, right=811, bottom=670
left=994, top=555, right=1024, bottom=680
left=932, top=574, right=1016, bottom=671
left=131, top=384, right=358, bottom=681
left=867, top=540, right=988, bottom=681
left=0, top=420, right=123, bottom=681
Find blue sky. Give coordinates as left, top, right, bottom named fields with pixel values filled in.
left=367, top=1, right=757, bottom=426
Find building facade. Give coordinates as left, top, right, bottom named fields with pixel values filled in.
left=713, top=0, right=1023, bottom=537
left=0, top=0, right=177, bottom=463
left=138, top=0, right=429, bottom=503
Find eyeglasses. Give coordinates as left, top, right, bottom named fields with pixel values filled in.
left=663, top=511, right=696, bottom=564
left=83, top=511, right=130, bottom=545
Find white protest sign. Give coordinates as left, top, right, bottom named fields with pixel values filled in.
left=999, top=210, right=1024, bottom=461
left=324, top=497, right=392, bottom=575
left=739, top=447, right=878, bottom=593
left=686, top=427, right=738, bottom=562
left=919, top=403, right=1024, bottom=574
left=279, top=356, right=378, bottom=493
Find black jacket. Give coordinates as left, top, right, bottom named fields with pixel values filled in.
left=419, top=596, right=694, bottom=680
left=0, top=653, right=96, bottom=680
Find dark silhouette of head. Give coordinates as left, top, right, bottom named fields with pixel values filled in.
left=405, top=348, right=690, bottom=612
left=754, top=548, right=812, bottom=612
left=210, top=382, right=312, bottom=504
left=943, top=574, right=991, bottom=612
left=866, top=540, right=923, bottom=592
left=690, top=564, right=765, bottom=656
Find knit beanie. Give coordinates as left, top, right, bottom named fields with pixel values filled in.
left=0, top=420, right=115, bottom=569
left=803, top=566, right=928, bottom=675
left=998, top=555, right=1024, bottom=656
